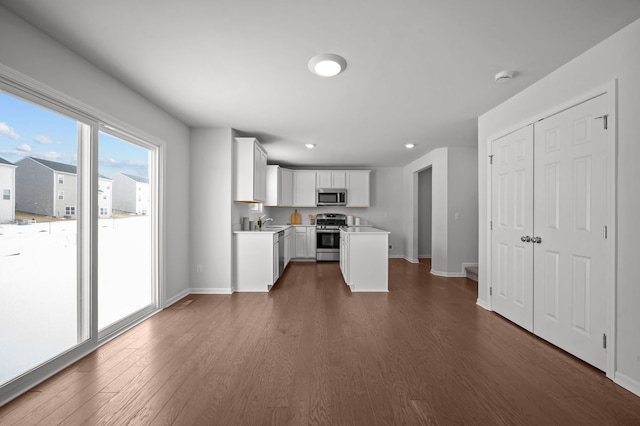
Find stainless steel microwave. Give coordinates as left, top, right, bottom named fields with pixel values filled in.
left=316, top=188, right=347, bottom=206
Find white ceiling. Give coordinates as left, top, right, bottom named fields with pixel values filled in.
left=2, top=0, right=640, bottom=167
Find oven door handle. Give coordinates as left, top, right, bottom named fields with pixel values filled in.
left=317, top=230, right=340, bottom=234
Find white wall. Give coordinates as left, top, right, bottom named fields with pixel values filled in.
left=404, top=147, right=478, bottom=275
left=0, top=6, right=191, bottom=304
left=264, top=167, right=405, bottom=256
left=189, top=128, right=237, bottom=293
left=477, top=18, right=640, bottom=394
left=418, top=168, right=432, bottom=257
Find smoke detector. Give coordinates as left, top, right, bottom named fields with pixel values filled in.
left=494, top=70, right=516, bottom=83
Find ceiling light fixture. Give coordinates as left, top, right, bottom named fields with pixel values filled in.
left=305, top=143, right=316, bottom=149
left=308, top=53, right=347, bottom=77
left=494, top=70, right=516, bottom=83
left=405, top=143, right=416, bottom=149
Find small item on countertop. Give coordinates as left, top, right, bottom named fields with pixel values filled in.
left=355, top=217, right=361, bottom=226
left=291, top=209, right=301, bottom=225
left=242, top=217, right=249, bottom=231
left=250, top=221, right=256, bottom=230
left=347, top=215, right=354, bottom=226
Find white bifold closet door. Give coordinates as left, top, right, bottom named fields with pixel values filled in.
left=491, top=94, right=609, bottom=371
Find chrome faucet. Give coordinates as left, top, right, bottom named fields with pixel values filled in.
left=258, top=216, right=273, bottom=229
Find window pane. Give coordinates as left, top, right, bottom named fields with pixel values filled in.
left=0, top=92, right=86, bottom=386
left=98, top=131, right=153, bottom=330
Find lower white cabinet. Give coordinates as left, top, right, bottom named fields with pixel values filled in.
left=340, top=227, right=389, bottom=292
left=234, top=231, right=279, bottom=292
left=284, top=226, right=294, bottom=267
left=294, top=226, right=316, bottom=259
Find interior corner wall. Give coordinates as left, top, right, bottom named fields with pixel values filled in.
left=0, top=5, right=191, bottom=305
left=404, top=148, right=448, bottom=272
left=418, top=168, right=432, bottom=258
left=446, top=147, right=478, bottom=273
left=189, top=128, right=235, bottom=293
left=477, top=18, right=640, bottom=393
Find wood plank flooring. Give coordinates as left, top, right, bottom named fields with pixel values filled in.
left=2, top=258, right=640, bottom=425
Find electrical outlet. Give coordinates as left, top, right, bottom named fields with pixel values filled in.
left=196, top=264, right=202, bottom=273
left=389, top=244, right=393, bottom=250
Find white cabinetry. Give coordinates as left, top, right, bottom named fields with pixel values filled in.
left=317, top=171, right=346, bottom=189
left=235, top=232, right=279, bottom=292
left=346, top=171, right=370, bottom=207
left=294, top=226, right=316, bottom=259
left=284, top=226, right=294, bottom=267
left=234, top=137, right=267, bottom=203
left=293, top=171, right=317, bottom=207
left=266, top=165, right=293, bottom=207
left=340, top=227, right=388, bottom=292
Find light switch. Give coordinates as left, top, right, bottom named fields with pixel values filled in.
left=454, top=212, right=461, bottom=220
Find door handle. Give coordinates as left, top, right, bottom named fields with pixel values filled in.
left=521, top=235, right=531, bottom=242
left=532, top=236, right=542, bottom=244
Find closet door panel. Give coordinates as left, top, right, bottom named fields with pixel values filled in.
left=533, top=94, right=609, bottom=371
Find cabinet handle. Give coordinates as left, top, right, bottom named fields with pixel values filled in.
left=532, top=236, right=542, bottom=244
left=521, top=235, right=531, bottom=243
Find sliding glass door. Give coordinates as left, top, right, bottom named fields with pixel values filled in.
left=0, top=87, right=159, bottom=392
left=97, top=131, right=156, bottom=333
left=0, top=91, right=89, bottom=386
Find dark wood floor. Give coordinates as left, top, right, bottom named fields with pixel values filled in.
left=2, top=259, right=640, bottom=425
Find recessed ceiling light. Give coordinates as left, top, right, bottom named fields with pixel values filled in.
left=305, top=143, right=316, bottom=149
left=308, top=53, right=347, bottom=77
left=405, top=143, right=416, bottom=149
left=494, top=70, right=516, bottom=83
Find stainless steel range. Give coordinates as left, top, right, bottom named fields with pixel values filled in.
left=316, top=213, right=347, bottom=262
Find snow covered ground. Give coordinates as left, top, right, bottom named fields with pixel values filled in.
left=0, top=216, right=152, bottom=385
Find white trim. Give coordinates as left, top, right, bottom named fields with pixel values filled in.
left=165, top=289, right=191, bottom=308
left=431, top=269, right=466, bottom=278
left=388, top=254, right=405, bottom=259
left=190, top=288, right=234, bottom=295
left=476, top=299, right=491, bottom=311
left=485, top=80, right=618, bottom=380
left=403, top=256, right=419, bottom=264
left=615, top=372, right=640, bottom=398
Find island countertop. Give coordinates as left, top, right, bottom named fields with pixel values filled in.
left=341, top=226, right=389, bottom=234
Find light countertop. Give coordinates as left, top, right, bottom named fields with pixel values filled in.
left=341, top=226, right=389, bottom=234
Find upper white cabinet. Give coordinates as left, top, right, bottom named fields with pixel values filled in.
left=265, top=165, right=293, bottom=207
left=293, top=171, right=317, bottom=207
left=234, top=137, right=267, bottom=203
left=317, top=171, right=346, bottom=189
left=346, top=171, right=370, bottom=207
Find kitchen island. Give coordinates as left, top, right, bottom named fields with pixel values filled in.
left=340, top=227, right=390, bottom=292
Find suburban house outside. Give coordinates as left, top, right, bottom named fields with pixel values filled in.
left=98, top=177, right=113, bottom=218
left=15, top=157, right=78, bottom=218
left=0, top=157, right=17, bottom=223
left=15, top=156, right=113, bottom=218
left=112, top=172, right=149, bottom=215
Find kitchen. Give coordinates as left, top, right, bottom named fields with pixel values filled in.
left=232, top=137, right=390, bottom=292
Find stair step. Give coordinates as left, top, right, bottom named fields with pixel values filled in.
left=465, top=265, right=478, bottom=282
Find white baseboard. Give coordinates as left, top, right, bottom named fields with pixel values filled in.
left=164, top=289, right=190, bottom=307
left=190, top=287, right=233, bottom=295
left=476, top=298, right=491, bottom=311
left=403, top=256, right=419, bottom=264
left=388, top=254, right=405, bottom=259
left=431, top=269, right=466, bottom=277
left=615, top=371, right=640, bottom=397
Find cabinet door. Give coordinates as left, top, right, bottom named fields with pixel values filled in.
left=293, top=171, right=317, bottom=207
left=281, top=168, right=293, bottom=206
left=254, top=144, right=268, bottom=202
left=306, top=227, right=317, bottom=258
left=295, top=230, right=307, bottom=258
left=317, top=172, right=332, bottom=188
left=332, top=172, right=346, bottom=188
left=347, top=171, right=370, bottom=207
